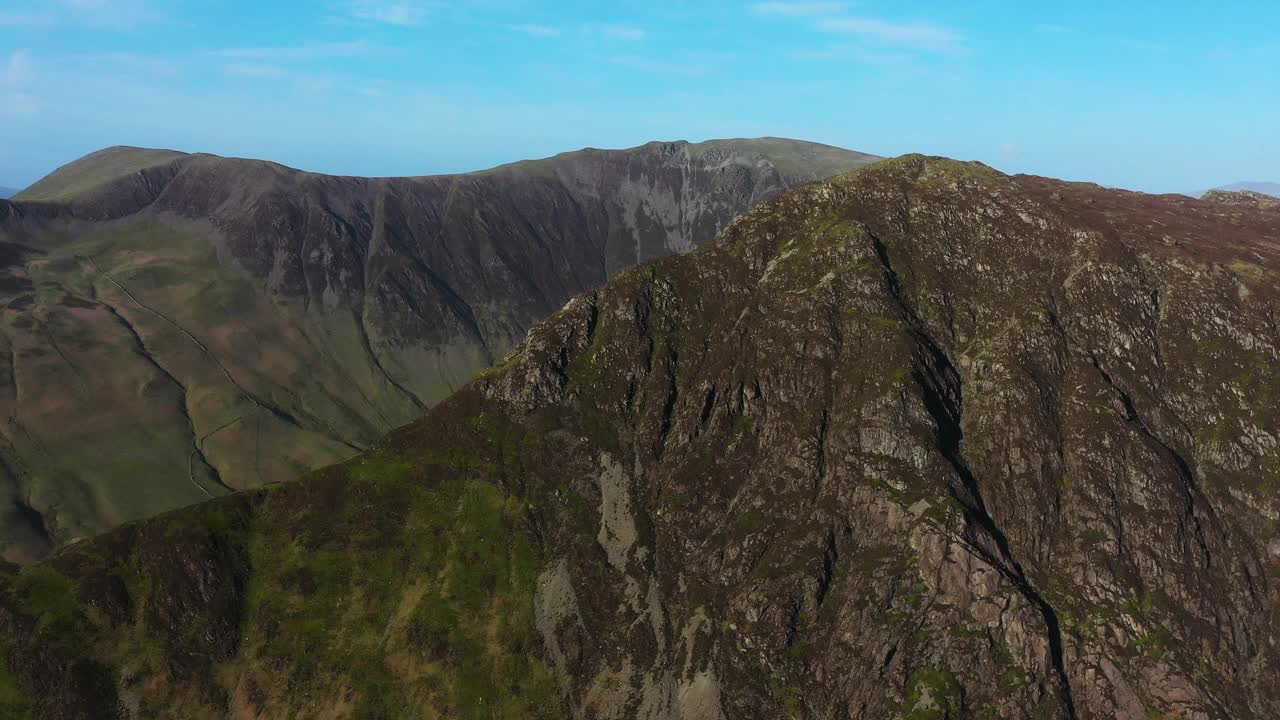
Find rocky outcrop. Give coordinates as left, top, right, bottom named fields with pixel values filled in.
left=0, top=139, right=877, bottom=561
left=0, top=155, right=1276, bottom=719
left=1201, top=188, right=1280, bottom=210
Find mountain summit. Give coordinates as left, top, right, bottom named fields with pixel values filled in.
left=1208, top=181, right=1280, bottom=198
left=1, top=155, right=1276, bottom=719
left=0, top=138, right=878, bottom=561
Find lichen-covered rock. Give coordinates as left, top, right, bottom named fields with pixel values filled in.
left=1201, top=188, right=1280, bottom=210
left=0, top=155, right=1276, bottom=719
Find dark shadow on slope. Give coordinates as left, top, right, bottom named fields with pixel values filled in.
left=870, top=232, right=1079, bottom=720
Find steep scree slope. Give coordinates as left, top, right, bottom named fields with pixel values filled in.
left=0, top=139, right=877, bottom=561
left=0, top=155, right=1277, bottom=719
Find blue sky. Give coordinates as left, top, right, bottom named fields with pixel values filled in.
left=1, top=0, right=1276, bottom=192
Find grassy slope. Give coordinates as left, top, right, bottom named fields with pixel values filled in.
left=690, top=137, right=882, bottom=179
left=14, top=148, right=189, bottom=203
left=0, top=220, right=439, bottom=560
left=0, top=395, right=564, bottom=719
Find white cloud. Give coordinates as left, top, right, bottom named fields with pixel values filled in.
left=212, top=42, right=373, bottom=61
left=223, top=63, right=290, bottom=79
left=1, top=0, right=161, bottom=28
left=751, top=2, right=847, bottom=17
left=609, top=55, right=708, bottom=76
left=350, top=1, right=439, bottom=26
left=1, top=50, right=38, bottom=117
left=511, top=23, right=560, bottom=37
left=4, top=93, right=38, bottom=117
left=818, top=16, right=960, bottom=51
left=0, top=11, right=53, bottom=27
left=69, top=52, right=176, bottom=75
left=3, top=50, right=34, bottom=85
left=598, top=25, right=646, bottom=41
left=789, top=44, right=915, bottom=66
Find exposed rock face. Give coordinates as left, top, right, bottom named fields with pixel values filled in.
left=1205, top=182, right=1280, bottom=200
left=0, top=139, right=878, bottom=561
left=0, top=156, right=1276, bottom=719
left=1201, top=188, right=1280, bottom=210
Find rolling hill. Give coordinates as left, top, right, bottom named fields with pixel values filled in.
left=1, top=155, right=1276, bottom=719
left=0, top=138, right=879, bottom=561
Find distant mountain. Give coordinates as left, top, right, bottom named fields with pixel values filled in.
left=1202, top=188, right=1280, bottom=209
left=1202, top=181, right=1280, bottom=198
left=0, top=187, right=18, bottom=200
left=0, top=138, right=879, bottom=561
left=3, top=155, right=1278, bottom=719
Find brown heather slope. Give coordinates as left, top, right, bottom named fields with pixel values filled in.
left=0, top=155, right=1276, bottom=719
left=0, top=139, right=879, bottom=562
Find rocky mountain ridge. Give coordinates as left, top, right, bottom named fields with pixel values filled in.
left=0, top=155, right=1276, bottom=719
left=0, top=138, right=878, bottom=561
left=1206, top=182, right=1280, bottom=199
left=1200, top=188, right=1280, bottom=210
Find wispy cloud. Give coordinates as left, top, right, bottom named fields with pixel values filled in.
left=69, top=52, right=177, bottom=75
left=818, top=16, right=961, bottom=51
left=0, top=10, right=53, bottom=27
left=212, top=41, right=374, bottom=62
left=754, top=3, right=963, bottom=54
left=1, top=50, right=38, bottom=117
left=350, top=1, right=439, bottom=26
left=751, top=2, right=848, bottom=17
left=789, top=45, right=915, bottom=66
left=596, top=25, right=647, bottom=41
left=0, top=0, right=159, bottom=28
left=2, top=50, right=33, bottom=86
left=355, top=79, right=392, bottom=97
left=609, top=56, right=704, bottom=75
left=223, top=63, right=290, bottom=79
left=511, top=23, right=560, bottom=38
left=609, top=51, right=733, bottom=76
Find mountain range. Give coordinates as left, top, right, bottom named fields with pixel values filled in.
left=0, top=155, right=1276, bottom=719
left=0, top=138, right=879, bottom=562
left=1211, top=181, right=1280, bottom=198
left=0, top=189, right=19, bottom=201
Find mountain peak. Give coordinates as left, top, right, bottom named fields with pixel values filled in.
left=14, top=146, right=190, bottom=203
left=1202, top=188, right=1280, bottom=209
left=1212, top=181, right=1280, bottom=198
